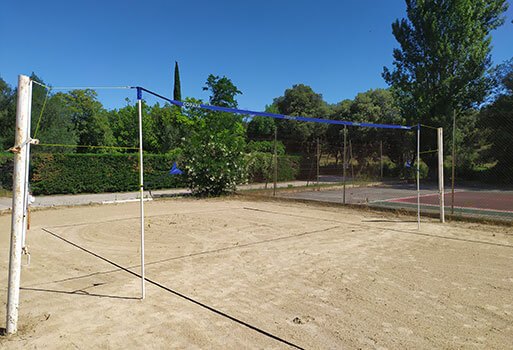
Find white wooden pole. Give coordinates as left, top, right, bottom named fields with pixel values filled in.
left=417, top=124, right=421, bottom=231
left=438, top=128, right=445, bottom=223
left=6, top=75, right=31, bottom=334
left=137, top=89, right=146, bottom=299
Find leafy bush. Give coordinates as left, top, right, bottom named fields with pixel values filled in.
left=1, top=149, right=303, bottom=196
left=403, top=160, right=429, bottom=181
left=246, top=152, right=301, bottom=183
left=246, top=152, right=273, bottom=183
left=246, top=140, right=285, bottom=155
left=182, top=127, right=247, bottom=197
left=276, top=155, right=301, bottom=181
left=0, top=152, right=13, bottom=190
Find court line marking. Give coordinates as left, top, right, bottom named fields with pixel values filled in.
left=370, top=200, right=513, bottom=214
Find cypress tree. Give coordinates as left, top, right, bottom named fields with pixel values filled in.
left=173, top=61, right=181, bottom=101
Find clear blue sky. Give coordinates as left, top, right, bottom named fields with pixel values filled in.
left=1, top=0, right=512, bottom=111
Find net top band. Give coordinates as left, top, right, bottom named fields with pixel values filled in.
left=135, top=87, right=412, bottom=130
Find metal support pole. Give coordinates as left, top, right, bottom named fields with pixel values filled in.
left=349, top=139, right=354, bottom=181
left=6, top=75, right=31, bottom=334
left=451, top=110, right=456, bottom=215
left=316, top=138, right=320, bottom=191
left=438, top=128, right=445, bottom=223
left=137, top=88, right=146, bottom=299
left=273, top=127, right=277, bottom=197
left=22, top=80, right=33, bottom=252
left=417, top=124, right=421, bottom=230
left=343, top=126, right=347, bottom=204
left=380, top=140, right=383, bottom=179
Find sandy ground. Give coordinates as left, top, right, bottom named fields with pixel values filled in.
left=0, top=197, right=512, bottom=349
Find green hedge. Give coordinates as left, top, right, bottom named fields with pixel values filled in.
left=0, top=153, right=13, bottom=190
left=0, top=152, right=185, bottom=195
left=246, top=152, right=301, bottom=183
left=0, top=151, right=303, bottom=195
left=31, top=153, right=188, bottom=195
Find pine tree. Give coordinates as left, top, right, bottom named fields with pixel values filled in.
left=173, top=61, right=181, bottom=101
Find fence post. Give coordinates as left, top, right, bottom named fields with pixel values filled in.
left=438, top=128, right=445, bottom=223
left=343, top=126, right=347, bottom=204
left=451, top=109, right=456, bottom=215
left=380, top=140, right=383, bottom=179
left=417, top=124, right=420, bottom=231
left=273, top=126, right=277, bottom=197
left=6, top=75, right=31, bottom=334
left=316, top=138, right=320, bottom=191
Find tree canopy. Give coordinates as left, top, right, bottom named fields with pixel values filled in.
left=383, top=0, right=508, bottom=127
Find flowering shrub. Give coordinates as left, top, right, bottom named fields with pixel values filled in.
left=182, top=113, right=247, bottom=196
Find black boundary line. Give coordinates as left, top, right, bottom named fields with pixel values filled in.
left=243, top=207, right=513, bottom=249
left=40, top=228, right=304, bottom=350
left=28, top=225, right=340, bottom=288
left=44, top=208, right=234, bottom=229
left=20, top=287, right=138, bottom=300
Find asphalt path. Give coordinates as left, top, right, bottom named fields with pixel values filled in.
left=0, top=181, right=326, bottom=211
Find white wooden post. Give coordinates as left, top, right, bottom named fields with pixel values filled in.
left=6, top=75, right=31, bottom=334
left=438, top=128, right=445, bottom=223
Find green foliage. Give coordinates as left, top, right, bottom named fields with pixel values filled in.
left=246, top=113, right=276, bottom=140
left=246, top=152, right=300, bottom=183
left=330, top=89, right=407, bottom=166
left=182, top=129, right=247, bottom=196
left=383, top=0, right=508, bottom=121
left=478, top=58, right=513, bottom=183
left=61, top=89, right=114, bottom=152
left=183, top=76, right=247, bottom=196
left=203, top=74, right=242, bottom=108
left=383, top=0, right=509, bottom=171
left=28, top=152, right=184, bottom=195
left=0, top=152, right=13, bottom=190
left=246, top=140, right=285, bottom=155
left=246, top=152, right=273, bottom=183
left=403, top=160, right=429, bottom=181
left=0, top=77, right=16, bottom=151
left=274, top=84, right=330, bottom=152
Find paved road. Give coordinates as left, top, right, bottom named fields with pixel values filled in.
left=280, top=183, right=440, bottom=205
left=0, top=181, right=328, bottom=211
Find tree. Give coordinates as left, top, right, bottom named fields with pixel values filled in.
left=108, top=100, right=161, bottom=153
left=182, top=76, right=246, bottom=196
left=246, top=105, right=277, bottom=141
left=29, top=74, right=77, bottom=153
left=0, top=77, right=16, bottom=151
left=479, top=58, right=513, bottom=183
left=327, top=89, right=408, bottom=176
left=33, top=93, right=78, bottom=153
left=273, top=84, right=330, bottom=153
left=173, top=61, right=181, bottom=101
left=203, top=74, right=242, bottom=108
left=150, top=102, right=193, bottom=154
left=62, top=89, right=114, bottom=152
left=383, top=0, right=508, bottom=172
